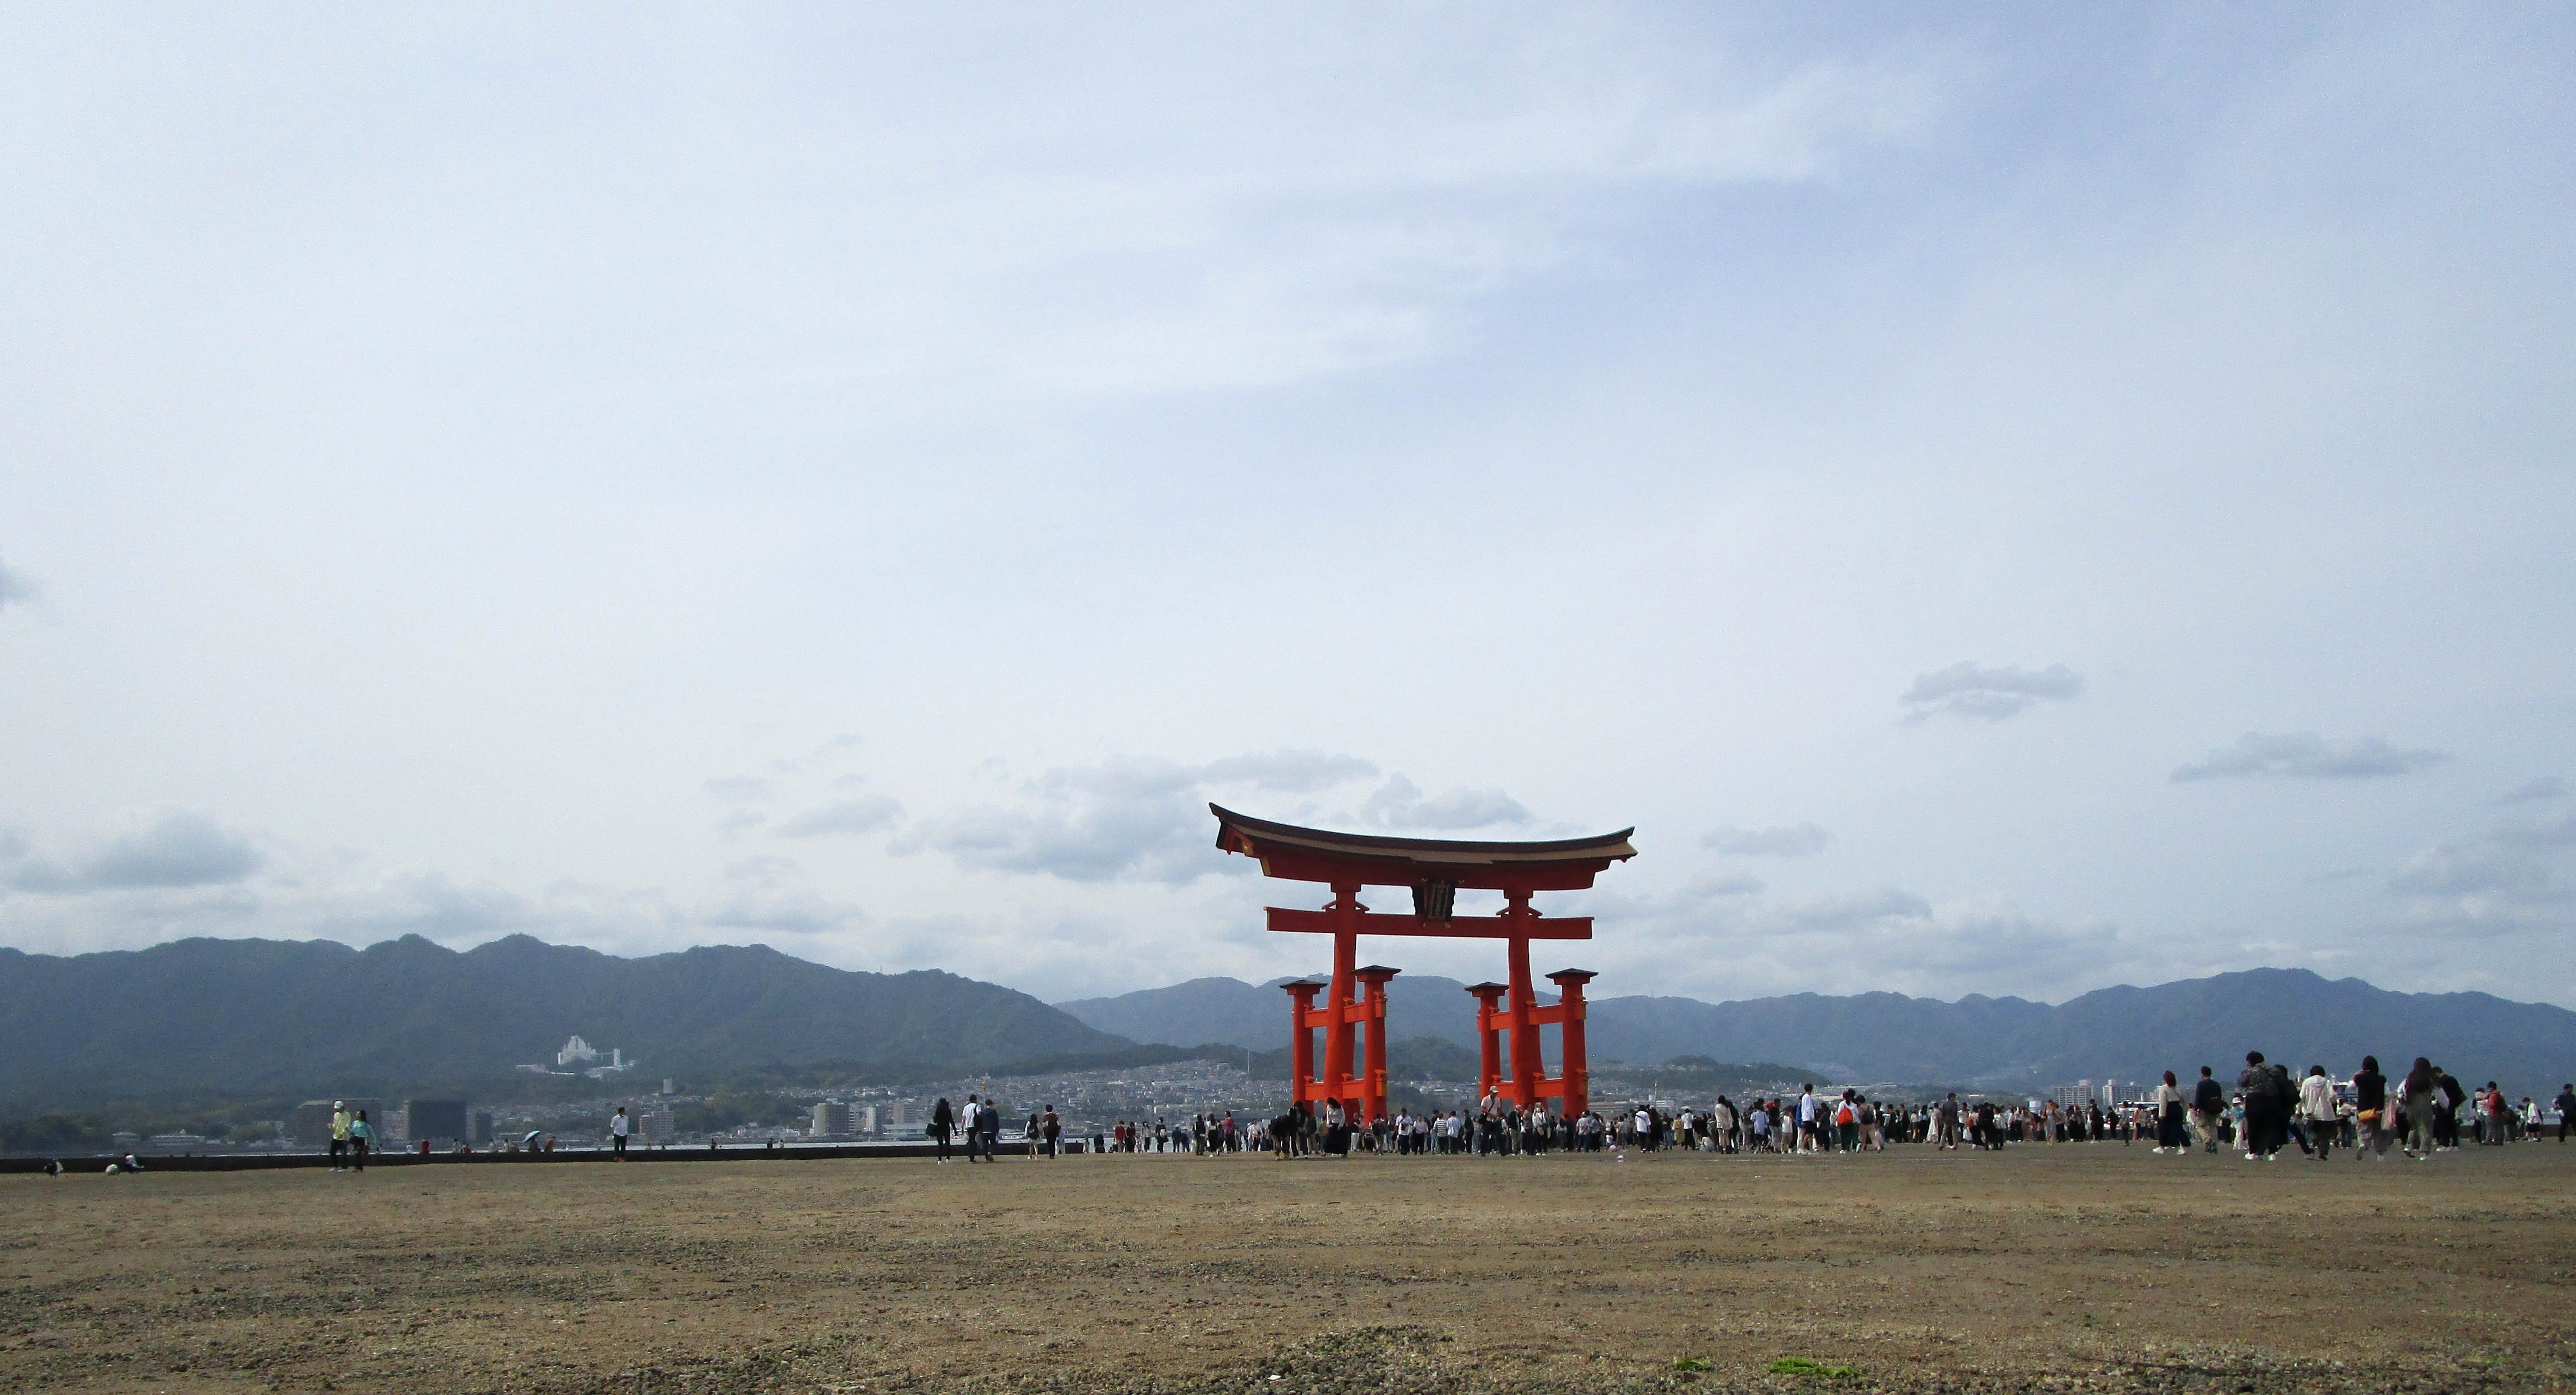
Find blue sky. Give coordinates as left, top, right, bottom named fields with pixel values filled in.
left=2, top=7, right=2570, bottom=1006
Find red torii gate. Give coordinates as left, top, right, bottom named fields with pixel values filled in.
left=1211, top=805, right=1635, bottom=1126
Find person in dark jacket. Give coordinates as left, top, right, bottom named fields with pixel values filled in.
left=2238, top=1052, right=2282, bottom=1160
left=929, top=1097, right=954, bottom=1164
left=2435, top=1070, right=2467, bottom=1149
left=2352, top=1056, right=2390, bottom=1160
left=2191, top=1067, right=2226, bottom=1153
left=2402, top=1058, right=2440, bottom=1157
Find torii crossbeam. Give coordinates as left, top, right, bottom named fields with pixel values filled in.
left=1212, top=804, right=1636, bottom=1125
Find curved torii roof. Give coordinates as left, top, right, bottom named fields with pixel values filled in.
left=1210, top=804, right=1636, bottom=892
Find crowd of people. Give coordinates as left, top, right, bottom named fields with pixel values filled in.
left=926, top=1065, right=2574, bottom=1164
left=2138, top=1055, right=2574, bottom=1161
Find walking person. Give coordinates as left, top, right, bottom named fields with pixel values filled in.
left=347, top=1109, right=374, bottom=1173
left=929, top=1096, right=955, bottom=1164
left=2190, top=1068, right=2225, bottom=1154
left=2352, top=1056, right=2391, bottom=1160
left=2401, top=1058, right=2439, bottom=1159
left=2556, top=1084, right=2576, bottom=1142
left=2298, top=1066, right=2338, bottom=1161
left=2238, top=1053, right=2281, bottom=1161
left=2435, top=1068, right=2467, bottom=1150
left=1041, top=1104, right=1062, bottom=1159
left=960, top=1095, right=983, bottom=1162
left=610, top=1106, right=631, bottom=1159
left=328, top=1101, right=352, bottom=1173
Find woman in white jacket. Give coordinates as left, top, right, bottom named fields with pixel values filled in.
left=2297, top=1066, right=2340, bottom=1161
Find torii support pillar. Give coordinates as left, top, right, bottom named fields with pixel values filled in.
left=1468, top=969, right=1596, bottom=1120
left=1282, top=968, right=1394, bottom=1125
left=1281, top=978, right=1324, bottom=1108
left=1354, top=964, right=1400, bottom=1122
left=1465, top=982, right=1507, bottom=1103
left=1547, top=968, right=1597, bottom=1121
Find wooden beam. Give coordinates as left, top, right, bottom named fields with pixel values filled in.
left=1264, top=908, right=1593, bottom=941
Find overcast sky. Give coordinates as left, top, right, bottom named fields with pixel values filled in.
left=3, top=8, right=2571, bottom=1008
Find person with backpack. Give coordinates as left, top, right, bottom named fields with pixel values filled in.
left=2190, top=1067, right=2225, bottom=1154
left=2238, top=1052, right=2283, bottom=1161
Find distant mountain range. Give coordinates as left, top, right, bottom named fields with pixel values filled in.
left=5, top=935, right=2572, bottom=1114
left=1059, top=969, right=2576, bottom=1096
left=0, top=934, right=1127, bottom=1111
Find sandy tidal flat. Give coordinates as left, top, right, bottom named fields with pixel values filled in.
left=3, top=1144, right=2573, bottom=1393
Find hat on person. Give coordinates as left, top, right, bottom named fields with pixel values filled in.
left=333, top=1100, right=344, bottom=1108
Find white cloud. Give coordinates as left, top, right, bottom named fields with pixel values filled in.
left=1197, top=749, right=1379, bottom=794
left=2171, top=733, right=2447, bottom=783
left=4, top=811, right=263, bottom=893
left=1676, top=870, right=1768, bottom=903
left=704, top=888, right=864, bottom=937
left=1702, top=823, right=1832, bottom=857
left=1899, top=662, right=2086, bottom=723
left=897, top=753, right=1532, bottom=883
left=2498, top=776, right=2567, bottom=806
left=1582, top=876, right=2132, bottom=1002
left=2385, top=807, right=2575, bottom=938
left=722, top=855, right=799, bottom=887
left=774, top=795, right=905, bottom=839
left=0, top=556, right=37, bottom=611
left=1356, top=774, right=1533, bottom=831
left=1773, top=887, right=1935, bottom=932
left=2494, top=808, right=2576, bottom=852
left=896, top=756, right=1211, bottom=884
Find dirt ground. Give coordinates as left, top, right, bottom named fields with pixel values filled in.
left=4, top=1142, right=2573, bottom=1394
